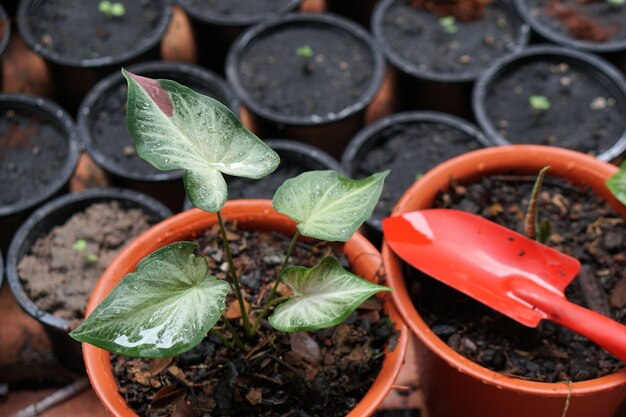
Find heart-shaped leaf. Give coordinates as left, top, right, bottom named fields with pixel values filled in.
left=268, top=257, right=391, bottom=332
left=272, top=170, right=389, bottom=242
left=607, top=161, right=626, bottom=206
left=70, top=242, right=230, bottom=358
left=123, top=69, right=280, bottom=212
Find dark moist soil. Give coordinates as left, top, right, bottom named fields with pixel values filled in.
left=381, top=0, right=521, bottom=77
left=27, top=0, right=164, bottom=61
left=237, top=25, right=375, bottom=118
left=91, top=76, right=229, bottom=177
left=353, top=121, right=482, bottom=228
left=18, top=202, right=155, bottom=329
left=485, top=59, right=626, bottom=156
left=530, top=0, right=626, bottom=43
left=410, top=175, right=626, bottom=382
left=112, top=224, right=397, bottom=417
left=0, top=108, right=68, bottom=207
left=184, top=0, right=294, bottom=18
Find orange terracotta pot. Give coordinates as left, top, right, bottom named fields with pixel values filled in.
left=382, top=145, right=626, bottom=417
left=83, top=200, right=408, bottom=417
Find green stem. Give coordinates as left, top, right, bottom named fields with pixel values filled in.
left=524, top=166, right=550, bottom=240
left=222, top=318, right=245, bottom=350
left=249, top=231, right=301, bottom=335
left=216, top=210, right=251, bottom=335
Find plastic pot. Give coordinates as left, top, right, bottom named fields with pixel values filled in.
left=0, top=94, right=81, bottom=253
left=473, top=45, right=626, bottom=162
left=0, top=3, right=11, bottom=89
left=6, top=188, right=172, bottom=373
left=342, top=111, right=491, bottom=246
left=0, top=251, right=4, bottom=291
left=226, top=13, right=385, bottom=158
left=326, top=0, right=379, bottom=28
left=372, top=0, right=529, bottom=119
left=182, top=139, right=344, bottom=210
left=178, top=0, right=300, bottom=74
left=78, top=61, right=240, bottom=213
left=382, top=145, right=626, bottom=417
left=17, top=0, right=172, bottom=111
left=82, top=199, right=409, bottom=417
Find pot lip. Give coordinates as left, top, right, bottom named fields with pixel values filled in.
left=178, top=0, right=301, bottom=27
left=0, top=3, right=11, bottom=59
left=472, top=44, right=626, bottom=163
left=77, top=60, right=240, bottom=183
left=514, top=0, right=626, bottom=54
left=17, top=0, right=172, bottom=69
left=341, top=111, right=492, bottom=233
left=382, top=144, right=626, bottom=396
left=6, top=188, right=173, bottom=333
left=225, top=12, right=385, bottom=127
left=82, top=199, right=409, bottom=417
left=0, top=93, right=81, bottom=218
left=371, top=0, right=530, bottom=83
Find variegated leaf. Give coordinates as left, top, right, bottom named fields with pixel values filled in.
left=607, top=161, right=626, bottom=206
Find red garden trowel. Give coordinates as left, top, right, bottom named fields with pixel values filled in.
left=383, top=209, right=626, bottom=363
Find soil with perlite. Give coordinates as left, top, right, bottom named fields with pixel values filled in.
left=380, top=0, right=521, bottom=77
left=0, top=108, right=68, bottom=207
left=485, top=59, right=626, bottom=156
left=112, top=224, right=397, bottom=416
left=18, top=202, right=154, bottom=329
left=409, top=175, right=626, bottom=382
left=236, top=25, right=375, bottom=117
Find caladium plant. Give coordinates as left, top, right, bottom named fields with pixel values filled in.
left=607, top=161, right=626, bottom=206
left=70, top=70, right=391, bottom=359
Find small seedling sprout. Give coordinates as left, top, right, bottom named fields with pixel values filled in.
left=72, top=239, right=99, bottom=262
left=529, top=95, right=551, bottom=111
left=98, top=1, right=126, bottom=17
left=524, top=166, right=552, bottom=243
left=295, top=45, right=314, bottom=58
left=70, top=71, right=391, bottom=359
left=439, top=16, right=458, bottom=34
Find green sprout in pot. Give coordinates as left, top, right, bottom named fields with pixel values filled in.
left=295, top=45, right=316, bottom=74
left=98, top=1, right=125, bottom=17
left=529, top=95, right=551, bottom=111
left=524, top=166, right=552, bottom=244
left=72, top=239, right=99, bottom=263
left=438, top=16, right=458, bottom=34
left=607, top=161, right=626, bottom=205
left=70, top=70, right=391, bottom=359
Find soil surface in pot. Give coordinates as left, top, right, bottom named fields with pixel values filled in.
left=529, top=0, right=626, bottom=43
left=112, top=224, right=397, bottom=416
left=381, top=0, right=520, bottom=77
left=0, top=108, right=68, bottom=207
left=486, top=59, right=626, bottom=156
left=410, top=175, right=626, bottom=382
left=353, top=121, right=482, bottom=227
left=236, top=24, right=375, bottom=117
left=91, top=77, right=228, bottom=177
left=18, top=201, right=155, bottom=329
left=26, top=0, right=165, bottom=61
left=183, top=0, right=294, bottom=18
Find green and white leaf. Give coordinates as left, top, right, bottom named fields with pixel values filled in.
left=273, top=170, right=389, bottom=242
left=268, top=257, right=391, bottom=332
left=607, top=161, right=626, bottom=206
left=70, top=242, right=229, bottom=358
left=123, top=69, right=280, bottom=212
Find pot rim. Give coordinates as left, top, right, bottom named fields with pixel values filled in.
left=0, top=93, right=81, bottom=218
left=178, top=0, right=301, bottom=27
left=17, top=0, right=172, bottom=68
left=77, top=60, right=240, bottom=183
left=472, top=44, right=626, bottom=163
left=6, top=188, right=173, bottom=332
left=341, top=111, right=492, bottom=234
left=225, top=12, right=385, bottom=127
left=82, top=199, right=408, bottom=417
left=514, top=0, right=626, bottom=54
left=371, top=0, right=530, bottom=83
left=382, top=144, right=626, bottom=396
left=0, top=3, right=11, bottom=59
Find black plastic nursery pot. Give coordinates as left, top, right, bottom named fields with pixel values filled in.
left=0, top=94, right=80, bottom=253
left=0, top=3, right=11, bottom=89
left=78, top=61, right=240, bottom=213
left=326, top=0, right=379, bottom=28
left=6, top=188, right=172, bottom=373
left=17, top=0, right=172, bottom=111
left=178, top=0, right=301, bottom=74
left=182, top=138, right=344, bottom=210
left=372, top=0, right=529, bottom=119
left=341, top=111, right=490, bottom=245
left=226, top=13, right=385, bottom=159
left=0, top=251, right=3, bottom=291
left=473, top=45, right=626, bottom=162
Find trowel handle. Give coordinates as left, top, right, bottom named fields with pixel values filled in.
left=511, top=279, right=626, bottom=364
